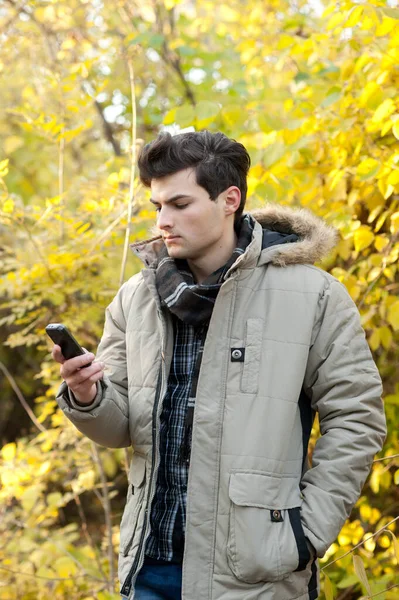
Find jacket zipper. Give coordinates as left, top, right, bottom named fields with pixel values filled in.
left=120, top=310, right=167, bottom=598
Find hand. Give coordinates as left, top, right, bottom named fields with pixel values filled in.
left=52, top=345, right=105, bottom=405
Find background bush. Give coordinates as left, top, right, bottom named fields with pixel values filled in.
left=0, top=1, right=398, bottom=598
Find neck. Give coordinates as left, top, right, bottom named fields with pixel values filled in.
left=187, top=228, right=238, bottom=284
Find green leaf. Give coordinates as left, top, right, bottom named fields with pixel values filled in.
left=174, top=105, right=195, bottom=128
left=195, top=101, right=220, bottom=128
left=222, top=105, right=248, bottom=129
left=324, top=574, right=334, bottom=600
left=256, top=182, right=277, bottom=202
left=387, top=301, right=399, bottom=331
left=386, top=531, right=399, bottom=562
left=263, top=142, right=286, bottom=168
left=381, top=8, right=399, bottom=19
left=294, top=72, right=311, bottom=83
left=336, top=573, right=361, bottom=588
left=353, top=554, right=372, bottom=597
left=321, top=87, right=342, bottom=108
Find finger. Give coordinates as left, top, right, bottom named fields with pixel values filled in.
left=73, top=369, right=104, bottom=392
left=60, top=353, right=96, bottom=378
left=52, top=345, right=65, bottom=364
left=66, top=363, right=104, bottom=391
left=61, top=359, right=104, bottom=384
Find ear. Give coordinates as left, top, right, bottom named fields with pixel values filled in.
left=223, top=186, right=241, bottom=217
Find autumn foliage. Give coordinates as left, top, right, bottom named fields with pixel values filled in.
left=0, top=1, right=398, bottom=599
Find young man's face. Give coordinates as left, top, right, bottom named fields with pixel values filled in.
left=150, top=168, right=238, bottom=263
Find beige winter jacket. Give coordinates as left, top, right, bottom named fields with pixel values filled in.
left=57, top=205, right=386, bottom=600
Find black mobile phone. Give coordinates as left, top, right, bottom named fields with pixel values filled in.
left=45, top=323, right=90, bottom=365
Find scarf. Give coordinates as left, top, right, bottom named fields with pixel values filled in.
left=155, top=214, right=255, bottom=327
left=155, top=214, right=254, bottom=462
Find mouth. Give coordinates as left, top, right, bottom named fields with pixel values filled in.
left=164, top=235, right=181, bottom=243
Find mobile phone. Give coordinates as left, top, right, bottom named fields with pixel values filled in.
left=46, top=323, right=91, bottom=365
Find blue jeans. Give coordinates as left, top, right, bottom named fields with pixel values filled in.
left=122, top=560, right=182, bottom=600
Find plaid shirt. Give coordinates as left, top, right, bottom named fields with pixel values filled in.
left=145, top=315, right=206, bottom=562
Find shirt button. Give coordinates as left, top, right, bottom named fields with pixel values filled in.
left=232, top=349, right=242, bottom=360
left=273, top=510, right=281, bottom=520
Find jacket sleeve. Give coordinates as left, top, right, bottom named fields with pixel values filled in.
left=56, top=283, right=133, bottom=448
left=301, top=277, right=386, bottom=557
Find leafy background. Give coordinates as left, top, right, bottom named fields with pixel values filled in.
left=0, top=0, right=398, bottom=598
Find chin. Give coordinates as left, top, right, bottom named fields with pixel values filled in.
left=167, top=247, right=186, bottom=259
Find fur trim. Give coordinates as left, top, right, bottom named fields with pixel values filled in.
left=250, top=204, right=338, bottom=267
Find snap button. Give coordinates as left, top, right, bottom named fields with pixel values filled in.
left=273, top=510, right=281, bottom=520
left=232, top=349, right=242, bottom=360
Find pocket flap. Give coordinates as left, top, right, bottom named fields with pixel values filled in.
left=229, top=471, right=301, bottom=509
left=128, top=453, right=147, bottom=488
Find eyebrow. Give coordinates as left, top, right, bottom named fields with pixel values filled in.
left=149, top=194, right=193, bottom=205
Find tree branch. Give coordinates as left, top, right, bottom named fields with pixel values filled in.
left=0, top=360, right=46, bottom=433
left=119, top=52, right=139, bottom=287
left=91, top=444, right=115, bottom=594
left=322, top=515, right=399, bottom=571
left=94, top=100, right=122, bottom=157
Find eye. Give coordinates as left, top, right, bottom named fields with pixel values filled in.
left=175, top=204, right=188, bottom=210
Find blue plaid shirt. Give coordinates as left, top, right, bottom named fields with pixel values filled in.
left=145, top=315, right=206, bottom=562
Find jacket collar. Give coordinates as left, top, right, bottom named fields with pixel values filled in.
left=130, top=204, right=337, bottom=270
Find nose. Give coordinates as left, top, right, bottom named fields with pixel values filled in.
left=157, top=205, right=173, bottom=231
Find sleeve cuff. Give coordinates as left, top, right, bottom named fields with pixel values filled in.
left=59, top=381, right=105, bottom=412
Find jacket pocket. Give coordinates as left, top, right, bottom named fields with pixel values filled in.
left=120, top=453, right=147, bottom=557
left=240, top=318, right=263, bottom=394
left=226, top=471, right=310, bottom=584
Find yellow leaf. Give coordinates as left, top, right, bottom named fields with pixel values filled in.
left=21, top=486, right=42, bottom=512
left=346, top=5, right=364, bottom=28
left=38, top=460, right=51, bottom=475
left=383, top=266, right=395, bottom=281
left=387, top=300, right=399, bottom=330
left=324, top=574, right=334, bottom=600
left=393, top=121, right=399, bottom=140
left=387, top=170, right=399, bottom=186
left=386, top=531, right=399, bottom=563
left=47, top=492, right=62, bottom=507
left=372, top=99, right=396, bottom=123
left=368, top=264, right=381, bottom=281
left=1, top=443, right=16, bottom=461
left=77, top=469, right=96, bottom=490
left=4, top=136, right=24, bottom=155
left=368, top=329, right=380, bottom=351
left=390, top=211, right=399, bottom=233
left=380, top=326, right=393, bottom=350
left=376, top=16, right=396, bottom=36
left=0, top=158, right=9, bottom=177
left=354, top=227, right=374, bottom=252
left=327, top=12, right=346, bottom=30
left=107, top=172, right=119, bottom=186
left=363, top=533, right=376, bottom=552
left=54, top=556, right=78, bottom=578
left=375, top=210, right=390, bottom=232
left=163, top=108, right=177, bottom=125
left=378, top=178, right=394, bottom=200
left=353, top=554, right=372, bottom=597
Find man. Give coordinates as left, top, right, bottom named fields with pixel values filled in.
left=54, top=130, right=386, bottom=600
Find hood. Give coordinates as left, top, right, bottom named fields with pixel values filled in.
left=251, top=204, right=338, bottom=267
left=130, top=204, right=338, bottom=269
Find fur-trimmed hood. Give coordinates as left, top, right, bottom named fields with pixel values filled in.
left=130, top=204, right=338, bottom=269
left=251, top=204, right=338, bottom=267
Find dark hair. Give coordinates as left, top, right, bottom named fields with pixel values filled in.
left=138, top=130, right=251, bottom=223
